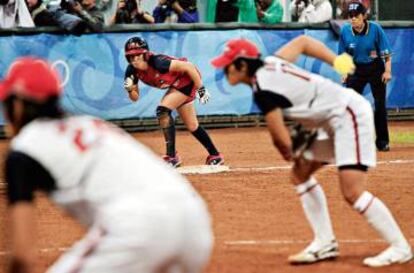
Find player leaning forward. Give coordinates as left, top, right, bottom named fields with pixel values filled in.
left=1, top=57, right=213, bottom=273
left=123, top=37, right=223, bottom=167
left=211, top=36, right=413, bottom=267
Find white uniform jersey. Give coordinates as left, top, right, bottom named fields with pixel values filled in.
left=11, top=115, right=203, bottom=225
left=9, top=116, right=213, bottom=273
left=254, top=56, right=376, bottom=167
left=255, top=56, right=362, bottom=130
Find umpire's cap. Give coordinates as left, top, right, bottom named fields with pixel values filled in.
left=0, top=57, right=61, bottom=102
left=211, top=39, right=260, bottom=68
left=348, top=1, right=367, bottom=16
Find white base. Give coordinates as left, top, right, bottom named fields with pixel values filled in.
left=177, top=165, right=230, bottom=174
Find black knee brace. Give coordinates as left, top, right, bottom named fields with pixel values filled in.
left=156, top=106, right=173, bottom=128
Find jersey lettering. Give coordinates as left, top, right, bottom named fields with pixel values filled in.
left=58, top=119, right=125, bottom=152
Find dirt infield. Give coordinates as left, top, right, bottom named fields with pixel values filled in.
left=1, top=121, right=414, bottom=273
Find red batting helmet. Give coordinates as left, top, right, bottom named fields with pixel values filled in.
left=124, top=37, right=149, bottom=61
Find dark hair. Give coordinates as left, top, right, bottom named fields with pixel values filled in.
left=227, top=57, right=264, bottom=77
left=4, top=95, right=63, bottom=129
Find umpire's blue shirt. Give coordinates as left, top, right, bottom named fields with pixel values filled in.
left=339, top=21, right=392, bottom=64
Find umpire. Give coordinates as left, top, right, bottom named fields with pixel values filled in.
left=339, top=1, right=392, bottom=151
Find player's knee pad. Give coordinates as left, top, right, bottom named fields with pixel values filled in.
left=156, top=106, right=173, bottom=128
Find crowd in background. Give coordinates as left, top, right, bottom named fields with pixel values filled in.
left=0, top=0, right=370, bottom=32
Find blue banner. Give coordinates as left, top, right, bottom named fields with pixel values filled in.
left=0, top=27, right=413, bottom=125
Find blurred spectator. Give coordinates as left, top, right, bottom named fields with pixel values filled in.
left=290, top=0, right=332, bottom=23
left=153, top=0, right=198, bottom=23
left=153, top=0, right=172, bottom=22
left=110, top=0, right=154, bottom=24
left=96, top=0, right=110, bottom=11
left=256, top=0, right=283, bottom=24
left=237, top=0, right=258, bottom=22
left=26, top=0, right=59, bottom=26
left=66, top=0, right=104, bottom=31
left=207, top=0, right=239, bottom=23
left=171, top=0, right=198, bottom=22
left=46, top=0, right=103, bottom=34
left=47, top=0, right=89, bottom=34
left=0, top=0, right=35, bottom=28
left=208, top=0, right=262, bottom=23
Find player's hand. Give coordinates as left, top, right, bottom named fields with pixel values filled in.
left=128, top=88, right=139, bottom=101
left=341, top=74, right=348, bottom=83
left=333, top=53, right=355, bottom=75
left=382, top=71, right=392, bottom=84
left=196, top=86, right=211, bottom=105
left=123, top=76, right=134, bottom=92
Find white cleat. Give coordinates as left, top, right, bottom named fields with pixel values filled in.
left=363, top=246, right=413, bottom=267
left=288, top=240, right=339, bottom=264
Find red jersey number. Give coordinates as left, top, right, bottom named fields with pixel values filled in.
left=58, top=119, right=125, bottom=152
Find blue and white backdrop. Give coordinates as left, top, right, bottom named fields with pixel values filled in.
left=0, top=27, right=413, bottom=125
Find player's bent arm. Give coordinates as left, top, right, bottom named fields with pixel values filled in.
left=276, top=35, right=336, bottom=65
left=169, top=60, right=203, bottom=89
left=265, top=109, right=292, bottom=161
left=9, top=202, right=36, bottom=273
left=124, top=67, right=139, bottom=101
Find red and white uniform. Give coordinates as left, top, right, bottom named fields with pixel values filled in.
left=254, top=56, right=376, bottom=167
left=8, top=116, right=213, bottom=273
left=125, top=53, right=200, bottom=103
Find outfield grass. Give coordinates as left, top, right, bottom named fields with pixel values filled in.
left=390, top=131, right=414, bottom=144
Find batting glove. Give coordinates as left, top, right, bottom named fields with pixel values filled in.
left=123, top=76, right=135, bottom=92
left=333, top=53, right=355, bottom=75
left=196, top=86, right=211, bottom=105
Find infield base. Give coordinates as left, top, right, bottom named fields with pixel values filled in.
left=177, top=165, right=230, bottom=174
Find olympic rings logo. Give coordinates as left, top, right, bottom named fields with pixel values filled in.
left=51, top=60, right=70, bottom=88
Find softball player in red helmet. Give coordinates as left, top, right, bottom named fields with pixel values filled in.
left=123, top=36, right=223, bottom=167
left=211, top=36, right=412, bottom=267
left=1, top=57, right=213, bottom=273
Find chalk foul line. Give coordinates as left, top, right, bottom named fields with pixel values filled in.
left=1, top=238, right=414, bottom=256
left=228, top=159, right=414, bottom=173
left=225, top=238, right=414, bottom=246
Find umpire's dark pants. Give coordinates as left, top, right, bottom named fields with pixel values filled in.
left=346, top=58, right=389, bottom=149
